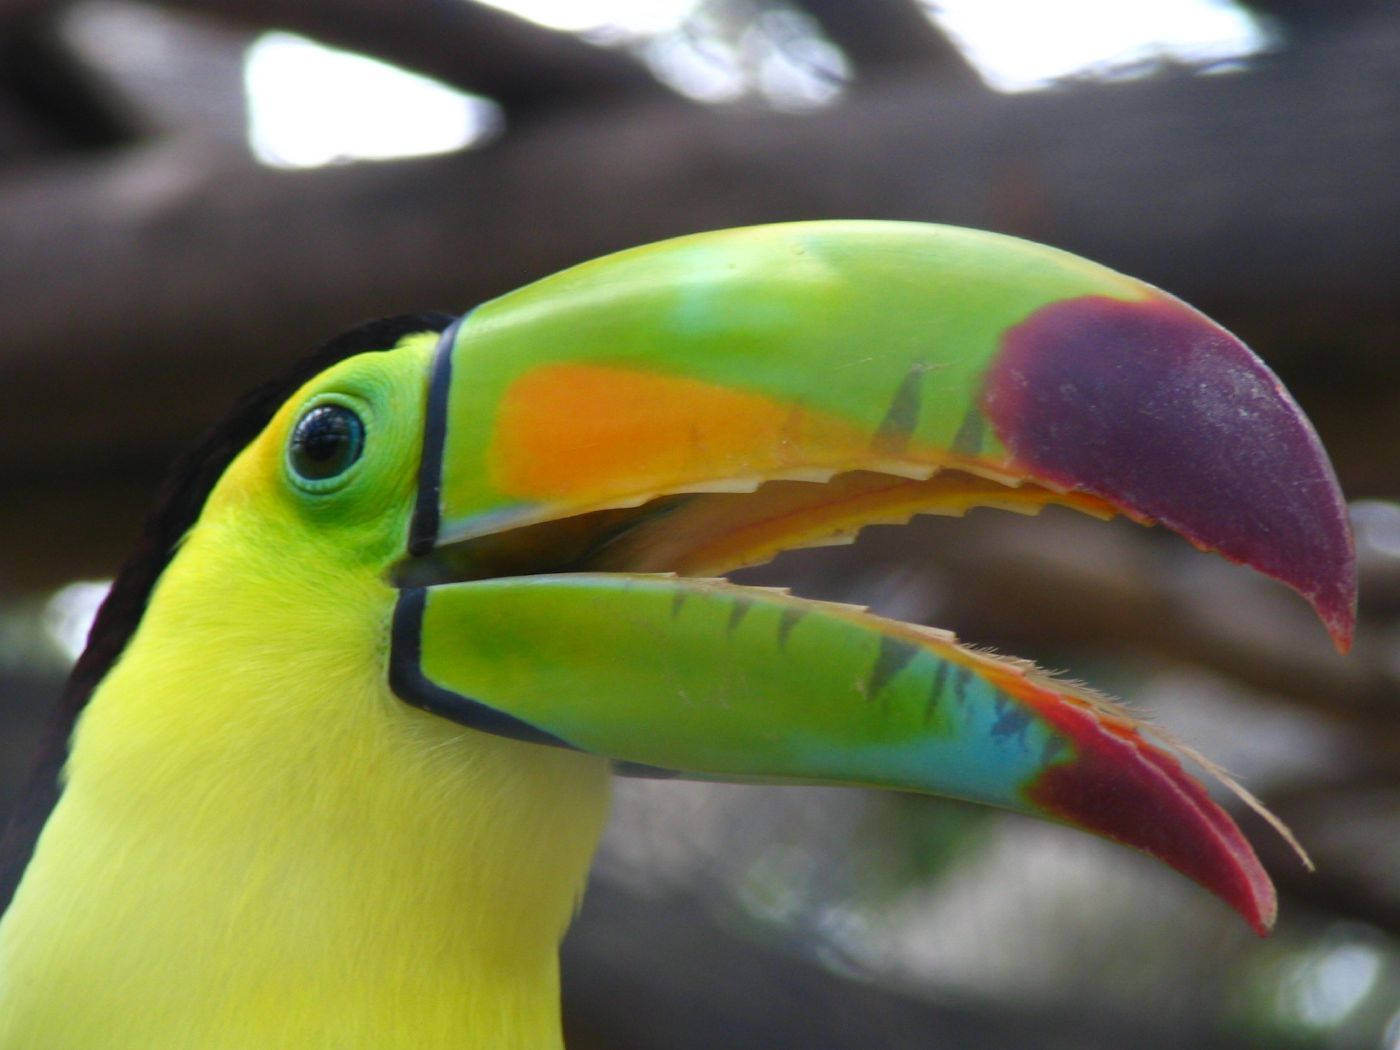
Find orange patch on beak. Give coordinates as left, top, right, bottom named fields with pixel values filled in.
left=491, top=364, right=878, bottom=502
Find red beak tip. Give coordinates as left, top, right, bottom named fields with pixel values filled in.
left=1245, top=889, right=1278, bottom=937
left=1326, top=608, right=1356, bottom=655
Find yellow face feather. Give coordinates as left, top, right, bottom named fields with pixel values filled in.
left=0, top=341, right=611, bottom=1048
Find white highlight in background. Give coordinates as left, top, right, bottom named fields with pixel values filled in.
left=242, top=2, right=1269, bottom=168
left=43, top=581, right=111, bottom=663
left=243, top=32, right=498, bottom=168
left=926, top=0, right=1270, bottom=92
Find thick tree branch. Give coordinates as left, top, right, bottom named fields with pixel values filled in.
left=157, top=0, right=675, bottom=113
left=791, top=0, right=984, bottom=87
left=0, top=8, right=143, bottom=153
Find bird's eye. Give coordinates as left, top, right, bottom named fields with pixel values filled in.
left=289, top=404, right=365, bottom=482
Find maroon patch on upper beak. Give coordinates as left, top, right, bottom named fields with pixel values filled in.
left=983, top=295, right=1356, bottom=650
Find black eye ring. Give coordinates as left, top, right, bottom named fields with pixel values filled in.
left=289, top=403, right=365, bottom=484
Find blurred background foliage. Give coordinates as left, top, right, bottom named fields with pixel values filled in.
left=0, top=0, right=1397, bottom=1046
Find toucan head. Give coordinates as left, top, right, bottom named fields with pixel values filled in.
left=70, top=222, right=1357, bottom=937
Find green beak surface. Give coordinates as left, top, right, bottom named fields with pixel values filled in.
left=390, top=221, right=1356, bottom=934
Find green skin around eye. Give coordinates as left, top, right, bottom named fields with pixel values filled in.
left=275, top=338, right=435, bottom=563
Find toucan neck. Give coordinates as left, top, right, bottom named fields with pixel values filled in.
left=0, top=574, right=611, bottom=1048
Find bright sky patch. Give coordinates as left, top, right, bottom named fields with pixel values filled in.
left=243, top=32, right=498, bottom=169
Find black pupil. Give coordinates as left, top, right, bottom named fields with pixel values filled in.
left=290, top=405, right=364, bottom=480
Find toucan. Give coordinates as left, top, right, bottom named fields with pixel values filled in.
left=0, top=222, right=1354, bottom=1048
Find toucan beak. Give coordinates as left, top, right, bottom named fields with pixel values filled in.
left=388, top=221, right=1356, bottom=935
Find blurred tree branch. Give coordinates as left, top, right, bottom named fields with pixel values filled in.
left=0, top=8, right=143, bottom=155
left=791, top=0, right=984, bottom=87
left=154, top=0, right=677, bottom=114
left=0, top=0, right=674, bottom=115
left=1, top=12, right=1396, bottom=513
